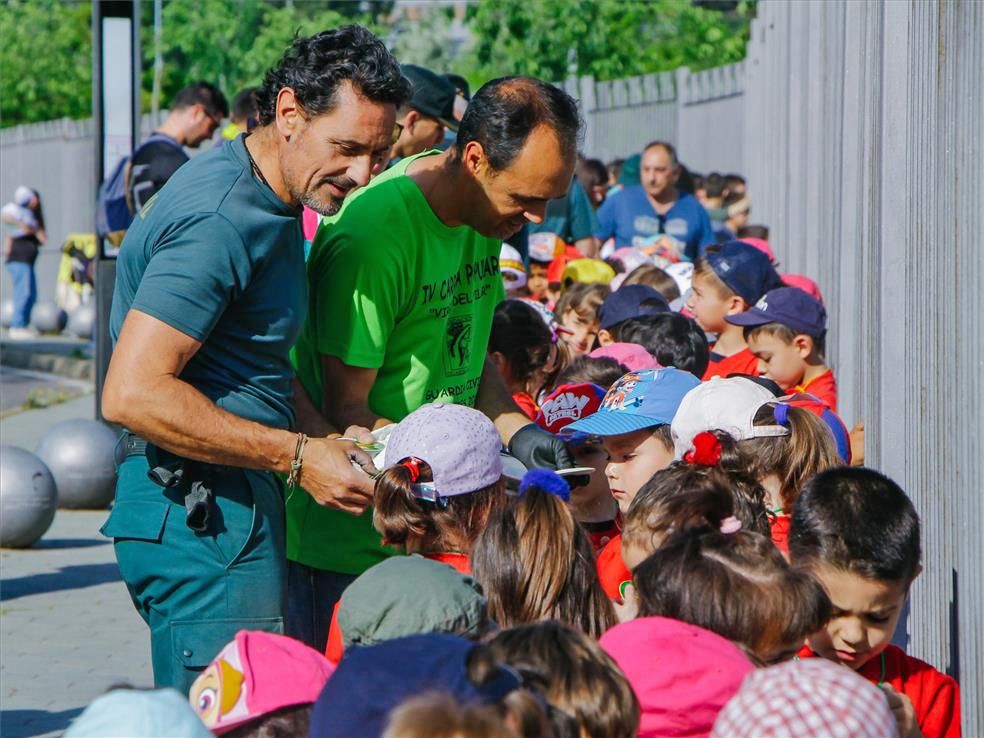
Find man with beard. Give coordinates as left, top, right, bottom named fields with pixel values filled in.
left=287, top=77, right=581, bottom=650
left=101, top=26, right=411, bottom=691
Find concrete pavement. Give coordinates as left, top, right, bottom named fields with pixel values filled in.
left=1, top=388, right=151, bottom=738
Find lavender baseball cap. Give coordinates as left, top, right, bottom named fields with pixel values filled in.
left=385, top=403, right=503, bottom=498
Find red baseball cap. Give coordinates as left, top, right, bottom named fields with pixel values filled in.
left=534, top=383, right=607, bottom=436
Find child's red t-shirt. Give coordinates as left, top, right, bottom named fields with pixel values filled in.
left=581, top=516, right=622, bottom=555
left=325, top=552, right=473, bottom=663
left=770, top=513, right=790, bottom=553
left=702, top=347, right=759, bottom=381
left=795, top=369, right=838, bottom=412
left=798, top=645, right=961, bottom=738
left=512, top=391, right=538, bottom=420
left=596, top=534, right=632, bottom=599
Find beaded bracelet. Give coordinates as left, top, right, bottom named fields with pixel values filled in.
left=286, top=432, right=308, bottom=488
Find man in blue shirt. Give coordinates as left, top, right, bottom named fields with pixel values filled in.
left=596, top=141, right=715, bottom=260
left=100, top=26, right=411, bottom=692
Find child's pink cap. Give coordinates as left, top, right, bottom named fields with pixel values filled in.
left=782, top=273, right=824, bottom=304
left=600, top=617, right=754, bottom=738
left=738, top=237, right=775, bottom=262
left=590, top=343, right=661, bottom=371
left=189, top=630, right=334, bottom=736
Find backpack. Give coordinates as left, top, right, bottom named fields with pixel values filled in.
left=96, top=133, right=183, bottom=245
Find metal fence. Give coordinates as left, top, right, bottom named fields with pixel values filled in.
left=560, top=62, right=745, bottom=174
left=744, top=2, right=983, bottom=733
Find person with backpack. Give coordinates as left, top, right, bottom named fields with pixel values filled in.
left=97, top=82, right=228, bottom=245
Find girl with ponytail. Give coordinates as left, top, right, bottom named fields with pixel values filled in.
left=471, top=470, right=616, bottom=639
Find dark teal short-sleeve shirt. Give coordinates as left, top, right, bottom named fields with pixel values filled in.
left=111, top=136, right=306, bottom=430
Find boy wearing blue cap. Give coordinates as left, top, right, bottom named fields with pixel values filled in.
left=688, top=241, right=784, bottom=381
left=595, top=284, right=670, bottom=347
left=563, top=368, right=700, bottom=599
left=726, top=286, right=837, bottom=411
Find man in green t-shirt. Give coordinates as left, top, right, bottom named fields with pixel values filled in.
left=288, top=77, right=583, bottom=650
left=100, top=28, right=411, bottom=691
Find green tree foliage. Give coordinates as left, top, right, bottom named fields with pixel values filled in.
left=0, top=0, right=93, bottom=127
left=466, top=0, right=753, bottom=84
left=0, top=0, right=753, bottom=129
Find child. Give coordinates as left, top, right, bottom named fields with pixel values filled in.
left=489, top=621, right=640, bottom=738
left=620, top=457, right=771, bottom=576
left=595, top=284, right=670, bottom=347
left=687, top=240, right=783, bottom=380
left=600, top=617, right=754, bottom=738
left=671, top=376, right=840, bottom=552
left=526, top=231, right=564, bottom=303
left=621, top=263, right=682, bottom=303
left=789, top=467, right=961, bottom=738
left=633, top=525, right=832, bottom=666
left=615, top=312, right=711, bottom=378
left=325, top=555, right=491, bottom=663
left=712, top=659, right=899, bottom=738
left=562, top=367, right=701, bottom=598
left=489, top=299, right=565, bottom=419
left=188, top=630, right=333, bottom=737
left=727, top=285, right=838, bottom=411
left=499, top=244, right=529, bottom=298
left=471, top=472, right=616, bottom=639
left=373, top=402, right=505, bottom=572
left=535, top=382, right=620, bottom=552
left=554, top=354, right=628, bottom=390
left=553, top=282, right=610, bottom=356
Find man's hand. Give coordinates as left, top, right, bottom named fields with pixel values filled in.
left=507, top=423, right=575, bottom=472
left=301, top=437, right=377, bottom=515
left=881, top=684, right=923, bottom=738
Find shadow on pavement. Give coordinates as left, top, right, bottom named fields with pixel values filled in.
left=0, top=563, right=121, bottom=602
left=32, top=538, right=109, bottom=550
left=0, top=706, right=84, bottom=738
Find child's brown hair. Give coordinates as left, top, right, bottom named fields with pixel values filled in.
left=622, top=459, right=770, bottom=558
left=489, top=621, right=640, bottom=738
left=471, top=488, right=616, bottom=638
left=744, top=322, right=827, bottom=359
left=739, top=403, right=840, bottom=514
left=634, top=526, right=832, bottom=665
left=373, top=459, right=505, bottom=554
left=554, top=282, right=609, bottom=324
left=621, top=264, right=681, bottom=303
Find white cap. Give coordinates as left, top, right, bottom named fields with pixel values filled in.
left=665, top=261, right=694, bottom=295
left=499, top=244, right=527, bottom=290
left=671, top=376, right=789, bottom=459
left=13, top=186, right=33, bottom=206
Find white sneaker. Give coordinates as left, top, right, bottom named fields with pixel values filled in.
left=7, top=326, right=39, bottom=340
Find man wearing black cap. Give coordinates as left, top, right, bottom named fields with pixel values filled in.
left=389, top=65, right=459, bottom=162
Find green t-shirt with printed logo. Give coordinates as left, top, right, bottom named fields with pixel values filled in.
left=288, top=151, right=504, bottom=575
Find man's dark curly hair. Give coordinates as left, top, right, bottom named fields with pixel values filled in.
left=256, top=25, right=411, bottom=126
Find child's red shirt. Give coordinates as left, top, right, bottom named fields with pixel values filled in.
left=770, top=513, right=790, bottom=553
left=798, top=645, right=961, bottom=738
left=596, top=534, right=632, bottom=599
left=794, top=368, right=838, bottom=412
left=581, top=516, right=622, bottom=555
left=702, top=347, right=759, bottom=381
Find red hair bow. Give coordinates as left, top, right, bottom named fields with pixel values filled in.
left=684, top=432, right=723, bottom=466
left=400, top=457, right=422, bottom=482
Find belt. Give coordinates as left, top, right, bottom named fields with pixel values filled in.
left=122, top=432, right=148, bottom=458
left=120, top=432, right=214, bottom=533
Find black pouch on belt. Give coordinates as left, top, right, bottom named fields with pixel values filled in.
left=144, top=442, right=215, bottom=533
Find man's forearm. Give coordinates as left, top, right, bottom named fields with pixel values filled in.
left=476, top=356, right=532, bottom=445
left=104, top=374, right=296, bottom=473
left=293, top=377, right=337, bottom=438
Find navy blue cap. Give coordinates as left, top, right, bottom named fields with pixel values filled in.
left=705, top=241, right=783, bottom=306
left=726, top=286, right=827, bottom=338
left=598, top=284, right=670, bottom=330
left=309, top=634, right=521, bottom=738
left=402, top=65, right=459, bottom=131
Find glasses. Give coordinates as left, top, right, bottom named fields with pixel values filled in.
left=391, top=122, right=404, bottom=145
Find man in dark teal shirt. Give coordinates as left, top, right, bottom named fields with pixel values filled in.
left=101, top=26, right=410, bottom=691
